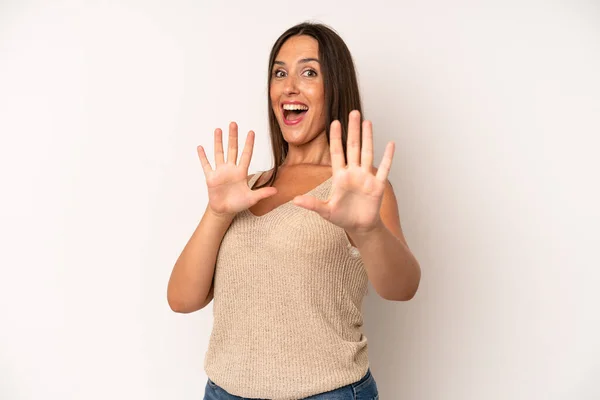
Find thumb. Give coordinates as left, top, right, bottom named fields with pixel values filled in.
left=252, top=187, right=278, bottom=203
left=293, top=195, right=330, bottom=219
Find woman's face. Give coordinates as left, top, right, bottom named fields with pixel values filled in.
left=270, top=35, right=326, bottom=147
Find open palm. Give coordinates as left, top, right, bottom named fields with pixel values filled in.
left=198, top=122, right=277, bottom=217
left=293, top=110, right=395, bottom=234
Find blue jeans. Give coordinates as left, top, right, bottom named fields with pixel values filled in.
left=203, top=369, right=379, bottom=400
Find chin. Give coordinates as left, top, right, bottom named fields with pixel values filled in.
left=281, top=130, right=310, bottom=145
left=277, top=118, right=307, bottom=139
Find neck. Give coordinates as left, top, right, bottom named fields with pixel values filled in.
left=282, top=132, right=331, bottom=167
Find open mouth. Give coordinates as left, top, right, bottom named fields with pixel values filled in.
left=282, top=103, right=308, bottom=125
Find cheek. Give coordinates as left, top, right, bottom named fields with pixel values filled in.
left=305, top=83, right=324, bottom=108
left=309, top=90, right=325, bottom=117
left=269, top=86, right=275, bottom=102
left=269, top=82, right=281, bottom=99
left=269, top=90, right=279, bottom=111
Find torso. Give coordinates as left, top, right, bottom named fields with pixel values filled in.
left=207, top=163, right=369, bottom=398
left=248, top=164, right=332, bottom=217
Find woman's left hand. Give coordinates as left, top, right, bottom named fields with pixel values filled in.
left=293, top=110, right=395, bottom=235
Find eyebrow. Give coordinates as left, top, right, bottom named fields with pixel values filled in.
left=273, top=58, right=320, bottom=66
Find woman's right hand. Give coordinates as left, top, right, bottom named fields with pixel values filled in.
left=197, top=122, right=277, bottom=218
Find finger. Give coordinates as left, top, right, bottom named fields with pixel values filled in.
left=361, top=120, right=373, bottom=171
left=214, top=128, right=225, bottom=166
left=375, top=141, right=395, bottom=182
left=227, top=121, right=238, bottom=164
left=346, top=110, right=361, bottom=166
left=330, top=120, right=345, bottom=171
left=251, top=187, right=278, bottom=202
left=196, top=145, right=213, bottom=175
left=239, top=130, right=255, bottom=170
left=293, top=195, right=330, bottom=219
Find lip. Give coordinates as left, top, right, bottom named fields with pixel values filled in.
left=281, top=101, right=308, bottom=126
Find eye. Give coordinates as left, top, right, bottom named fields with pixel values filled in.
left=273, top=69, right=286, bottom=78
left=302, top=69, right=317, bottom=77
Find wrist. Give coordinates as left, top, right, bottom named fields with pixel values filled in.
left=205, top=205, right=236, bottom=223
left=346, top=218, right=386, bottom=247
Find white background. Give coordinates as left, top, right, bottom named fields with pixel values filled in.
left=1, top=1, right=599, bottom=399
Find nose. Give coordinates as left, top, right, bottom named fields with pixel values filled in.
left=283, top=74, right=299, bottom=95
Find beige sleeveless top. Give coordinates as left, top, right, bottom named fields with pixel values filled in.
left=203, top=171, right=370, bottom=400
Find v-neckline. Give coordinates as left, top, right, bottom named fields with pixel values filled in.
left=244, top=173, right=333, bottom=219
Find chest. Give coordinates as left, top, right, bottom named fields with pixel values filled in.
left=216, top=208, right=366, bottom=297
left=249, top=172, right=332, bottom=217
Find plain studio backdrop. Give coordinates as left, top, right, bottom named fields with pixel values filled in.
left=1, top=1, right=599, bottom=399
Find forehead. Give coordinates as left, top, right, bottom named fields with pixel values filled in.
left=276, top=35, right=319, bottom=61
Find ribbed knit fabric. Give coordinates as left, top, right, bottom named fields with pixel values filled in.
left=203, top=171, right=370, bottom=400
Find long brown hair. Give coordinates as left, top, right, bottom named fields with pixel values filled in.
left=256, top=22, right=363, bottom=189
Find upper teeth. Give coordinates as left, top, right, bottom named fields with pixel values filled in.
left=283, top=104, right=308, bottom=111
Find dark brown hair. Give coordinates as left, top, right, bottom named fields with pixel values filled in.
left=256, top=22, right=362, bottom=188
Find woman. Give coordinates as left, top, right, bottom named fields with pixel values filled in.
left=167, top=22, right=421, bottom=399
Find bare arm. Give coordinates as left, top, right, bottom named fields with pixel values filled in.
left=166, top=123, right=276, bottom=314
left=293, top=112, right=421, bottom=301
left=347, top=182, right=421, bottom=301
left=167, top=207, right=235, bottom=313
